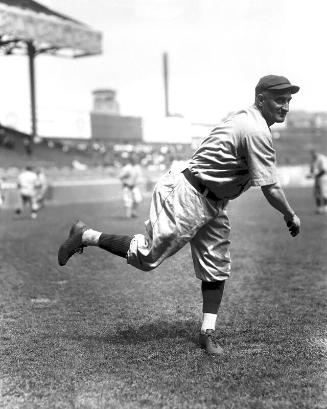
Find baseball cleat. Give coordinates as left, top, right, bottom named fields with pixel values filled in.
left=69, top=220, right=88, bottom=238
left=199, top=329, right=223, bottom=355
left=58, top=220, right=88, bottom=266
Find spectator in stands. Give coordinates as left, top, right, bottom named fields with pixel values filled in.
left=15, top=166, right=38, bottom=219
left=308, top=150, right=327, bottom=214
left=23, top=137, right=32, bottom=156
left=119, top=155, right=143, bottom=218
left=3, top=135, right=14, bottom=150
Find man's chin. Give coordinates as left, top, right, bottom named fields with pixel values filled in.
left=275, top=116, right=286, bottom=123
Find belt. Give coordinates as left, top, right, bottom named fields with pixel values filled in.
left=182, top=168, right=219, bottom=201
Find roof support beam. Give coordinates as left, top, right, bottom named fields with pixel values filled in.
left=27, top=41, right=36, bottom=153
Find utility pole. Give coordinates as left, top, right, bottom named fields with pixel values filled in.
left=163, top=52, right=170, bottom=117
left=27, top=41, right=36, bottom=155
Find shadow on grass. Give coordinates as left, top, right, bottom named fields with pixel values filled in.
left=116, top=319, right=198, bottom=343
left=63, top=319, right=199, bottom=345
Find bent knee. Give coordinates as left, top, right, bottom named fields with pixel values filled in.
left=127, top=256, right=161, bottom=272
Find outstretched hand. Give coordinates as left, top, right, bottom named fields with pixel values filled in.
left=284, top=214, right=301, bottom=237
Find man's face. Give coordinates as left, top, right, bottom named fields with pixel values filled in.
left=259, top=90, right=292, bottom=126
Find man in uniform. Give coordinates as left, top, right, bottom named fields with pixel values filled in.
left=35, top=168, right=48, bottom=210
left=119, top=155, right=143, bottom=218
left=308, top=150, right=327, bottom=214
left=15, top=166, right=38, bottom=219
left=0, top=176, right=5, bottom=210
left=58, top=75, right=301, bottom=355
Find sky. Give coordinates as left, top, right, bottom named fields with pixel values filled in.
left=0, top=0, right=326, bottom=136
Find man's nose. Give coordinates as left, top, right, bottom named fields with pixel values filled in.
left=281, top=102, right=289, bottom=112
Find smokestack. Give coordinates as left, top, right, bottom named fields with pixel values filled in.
left=163, top=52, right=170, bottom=117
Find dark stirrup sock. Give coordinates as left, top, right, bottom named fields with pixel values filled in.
left=98, top=233, right=133, bottom=258
left=201, top=280, right=225, bottom=314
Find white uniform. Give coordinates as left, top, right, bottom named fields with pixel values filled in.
left=311, top=153, right=327, bottom=199
left=120, top=163, right=143, bottom=217
left=35, top=171, right=48, bottom=206
left=0, top=178, right=4, bottom=208
left=127, top=105, right=278, bottom=281
left=17, top=169, right=38, bottom=213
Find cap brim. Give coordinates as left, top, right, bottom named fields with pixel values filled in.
left=269, top=84, right=300, bottom=94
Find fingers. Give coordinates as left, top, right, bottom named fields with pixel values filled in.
left=289, top=228, right=299, bottom=237
left=286, top=222, right=299, bottom=237
left=287, top=222, right=300, bottom=237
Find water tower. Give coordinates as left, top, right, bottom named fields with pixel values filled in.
left=92, top=89, right=120, bottom=115
left=90, top=88, right=143, bottom=143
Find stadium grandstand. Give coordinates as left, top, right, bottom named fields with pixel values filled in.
left=1, top=106, right=327, bottom=210
left=1, top=116, right=327, bottom=171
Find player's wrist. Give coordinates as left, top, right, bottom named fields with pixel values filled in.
left=284, top=210, right=296, bottom=222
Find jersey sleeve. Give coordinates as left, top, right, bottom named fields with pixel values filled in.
left=316, top=156, right=327, bottom=173
left=119, top=165, right=130, bottom=180
left=244, top=132, right=278, bottom=186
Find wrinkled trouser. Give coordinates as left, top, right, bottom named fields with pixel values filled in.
left=19, top=193, right=39, bottom=212
left=122, top=185, right=143, bottom=208
left=314, top=174, right=327, bottom=200
left=127, top=168, right=231, bottom=282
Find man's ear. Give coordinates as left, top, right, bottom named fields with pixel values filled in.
left=256, top=93, right=265, bottom=108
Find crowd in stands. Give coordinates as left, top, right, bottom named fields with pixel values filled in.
left=0, top=127, right=194, bottom=189
left=44, top=138, right=192, bottom=170
left=0, top=123, right=191, bottom=171
left=1, top=124, right=327, bottom=176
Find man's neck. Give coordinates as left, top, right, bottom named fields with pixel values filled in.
left=254, top=103, right=273, bottom=127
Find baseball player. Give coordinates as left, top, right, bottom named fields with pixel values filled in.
left=58, top=75, right=301, bottom=355
left=35, top=168, right=48, bottom=210
left=119, top=155, right=143, bottom=218
left=0, top=176, right=5, bottom=209
left=308, top=150, right=327, bottom=214
left=15, top=166, right=39, bottom=219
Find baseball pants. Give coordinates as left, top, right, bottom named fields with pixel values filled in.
left=314, top=174, right=327, bottom=200
left=127, top=168, right=231, bottom=281
left=20, top=194, right=39, bottom=212
left=122, top=185, right=143, bottom=208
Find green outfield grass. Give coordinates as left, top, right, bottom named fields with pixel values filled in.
left=0, top=187, right=326, bottom=409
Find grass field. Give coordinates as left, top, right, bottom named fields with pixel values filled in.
left=0, top=187, right=326, bottom=409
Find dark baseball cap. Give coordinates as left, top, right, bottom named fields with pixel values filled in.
left=255, top=75, right=300, bottom=94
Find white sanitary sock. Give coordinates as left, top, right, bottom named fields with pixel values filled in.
left=201, top=313, right=217, bottom=333
left=82, top=229, right=102, bottom=246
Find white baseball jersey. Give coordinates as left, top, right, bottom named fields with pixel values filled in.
left=17, top=170, right=37, bottom=197
left=311, top=153, right=327, bottom=175
left=189, top=105, right=278, bottom=200
left=312, top=153, right=327, bottom=198
left=120, top=164, right=142, bottom=187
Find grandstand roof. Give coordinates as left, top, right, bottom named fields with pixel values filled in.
left=0, top=0, right=102, bottom=56
left=0, top=0, right=102, bottom=141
